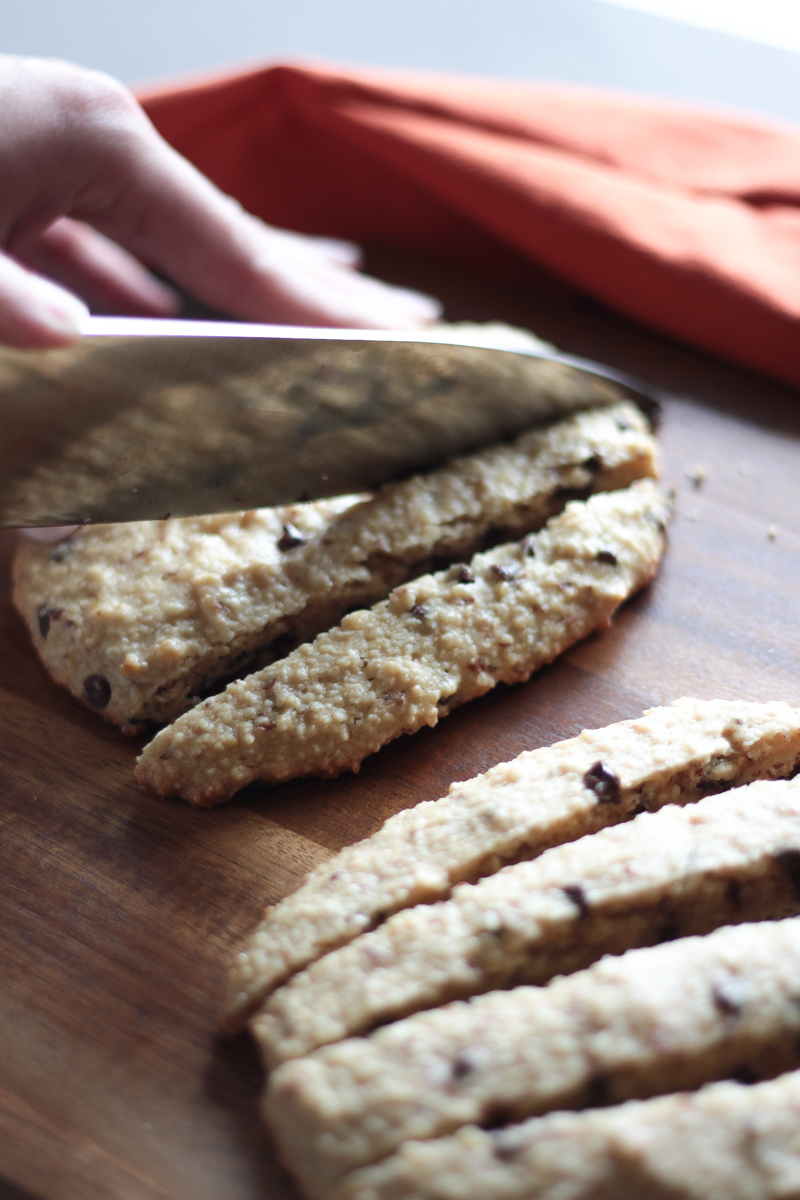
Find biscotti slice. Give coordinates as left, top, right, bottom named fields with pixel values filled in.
left=13, top=402, right=655, bottom=732
left=137, top=479, right=668, bottom=802
left=254, top=777, right=800, bottom=1065
left=264, top=918, right=800, bottom=1199
left=338, top=1071, right=800, bottom=1200
left=222, top=699, right=800, bottom=1032
left=275, top=400, right=657, bottom=649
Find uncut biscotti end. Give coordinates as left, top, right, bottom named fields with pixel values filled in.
left=263, top=918, right=800, bottom=1199
left=337, top=1071, right=800, bottom=1200
left=223, top=697, right=800, bottom=1032
left=136, top=480, right=669, bottom=805
left=252, top=776, right=800, bottom=1067
left=11, top=498, right=355, bottom=733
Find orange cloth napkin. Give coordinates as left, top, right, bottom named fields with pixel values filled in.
left=139, top=62, right=800, bottom=388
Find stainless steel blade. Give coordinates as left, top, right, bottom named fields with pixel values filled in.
left=0, top=317, right=658, bottom=527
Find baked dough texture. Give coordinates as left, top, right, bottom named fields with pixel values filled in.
left=253, top=777, right=800, bottom=1065
left=222, top=699, right=800, bottom=1031
left=13, top=402, right=654, bottom=733
left=337, top=1070, right=800, bottom=1200
left=136, top=480, right=669, bottom=804
left=264, top=917, right=800, bottom=1199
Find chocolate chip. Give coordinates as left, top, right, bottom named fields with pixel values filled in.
left=485, top=922, right=508, bottom=940
left=83, top=674, right=111, bottom=709
left=49, top=542, right=72, bottom=563
left=277, top=522, right=306, bottom=551
left=490, top=563, right=520, bottom=582
left=521, top=536, right=536, bottom=558
left=37, top=604, right=60, bottom=638
left=582, top=454, right=601, bottom=473
left=410, top=604, right=428, bottom=620
left=562, top=884, right=589, bottom=919
left=725, top=878, right=742, bottom=908
left=454, top=563, right=475, bottom=583
left=451, top=1051, right=475, bottom=1081
left=583, top=761, right=621, bottom=804
left=595, top=550, right=618, bottom=566
left=776, top=849, right=800, bottom=899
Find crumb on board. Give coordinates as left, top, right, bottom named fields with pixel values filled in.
left=768, top=525, right=778, bottom=541
left=685, top=463, right=707, bottom=489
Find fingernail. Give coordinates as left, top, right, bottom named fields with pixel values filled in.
left=21, top=525, right=79, bottom=543
left=26, top=273, right=89, bottom=339
left=392, top=290, right=444, bottom=326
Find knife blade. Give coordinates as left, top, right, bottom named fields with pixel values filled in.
left=0, top=316, right=657, bottom=527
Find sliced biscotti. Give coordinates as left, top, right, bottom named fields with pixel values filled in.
left=278, top=400, right=657, bottom=648
left=338, top=1070, right=800, bottom=1200
left=254, top=777, right=800, bottom=1065
left=221, top=699, right=800, bottom=1032
left=137, top=479, right=668, bottom=802
left=264, top=918, right=800, bottom=1199
left=13, top=403, right=655, bottom=733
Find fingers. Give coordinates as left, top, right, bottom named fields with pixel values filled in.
left=0, top=56, right=442, bottom=332
left=72, top=110, right=442, bottom=328
left=0, top=250, right=88, bottom=348
left=16, top=218, right=180, bottom=316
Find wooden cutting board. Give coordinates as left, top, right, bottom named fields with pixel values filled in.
left=2, top=252, right=800, bottom=1200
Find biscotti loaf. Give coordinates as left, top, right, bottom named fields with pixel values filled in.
left=14, top=402, right=655, bottom=732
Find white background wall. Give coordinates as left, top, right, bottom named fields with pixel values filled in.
left=1, top=0, right=799, bottom=125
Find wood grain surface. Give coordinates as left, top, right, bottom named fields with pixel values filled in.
left=2, top=251, right=800, bottom=1200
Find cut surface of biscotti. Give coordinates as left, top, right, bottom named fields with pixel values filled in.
left=337, top=1070, right=800, bottom=1200
left=13, top=402, right=655, bottom=732
left=264, top=918, right=800, bottom=1199
left=254, top=777, right=800, bottom=1065
left=222, top=699, right=800, bottom=1032
left=137, top=480, right=668, bottom=802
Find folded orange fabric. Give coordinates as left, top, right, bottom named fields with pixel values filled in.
left=139, top=61, right=800, bottom=388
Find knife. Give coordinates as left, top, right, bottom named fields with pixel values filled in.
left=0, top=316, right=657, bottom=527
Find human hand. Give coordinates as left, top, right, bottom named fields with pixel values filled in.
left=0, top=55, right=441, bottom=350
